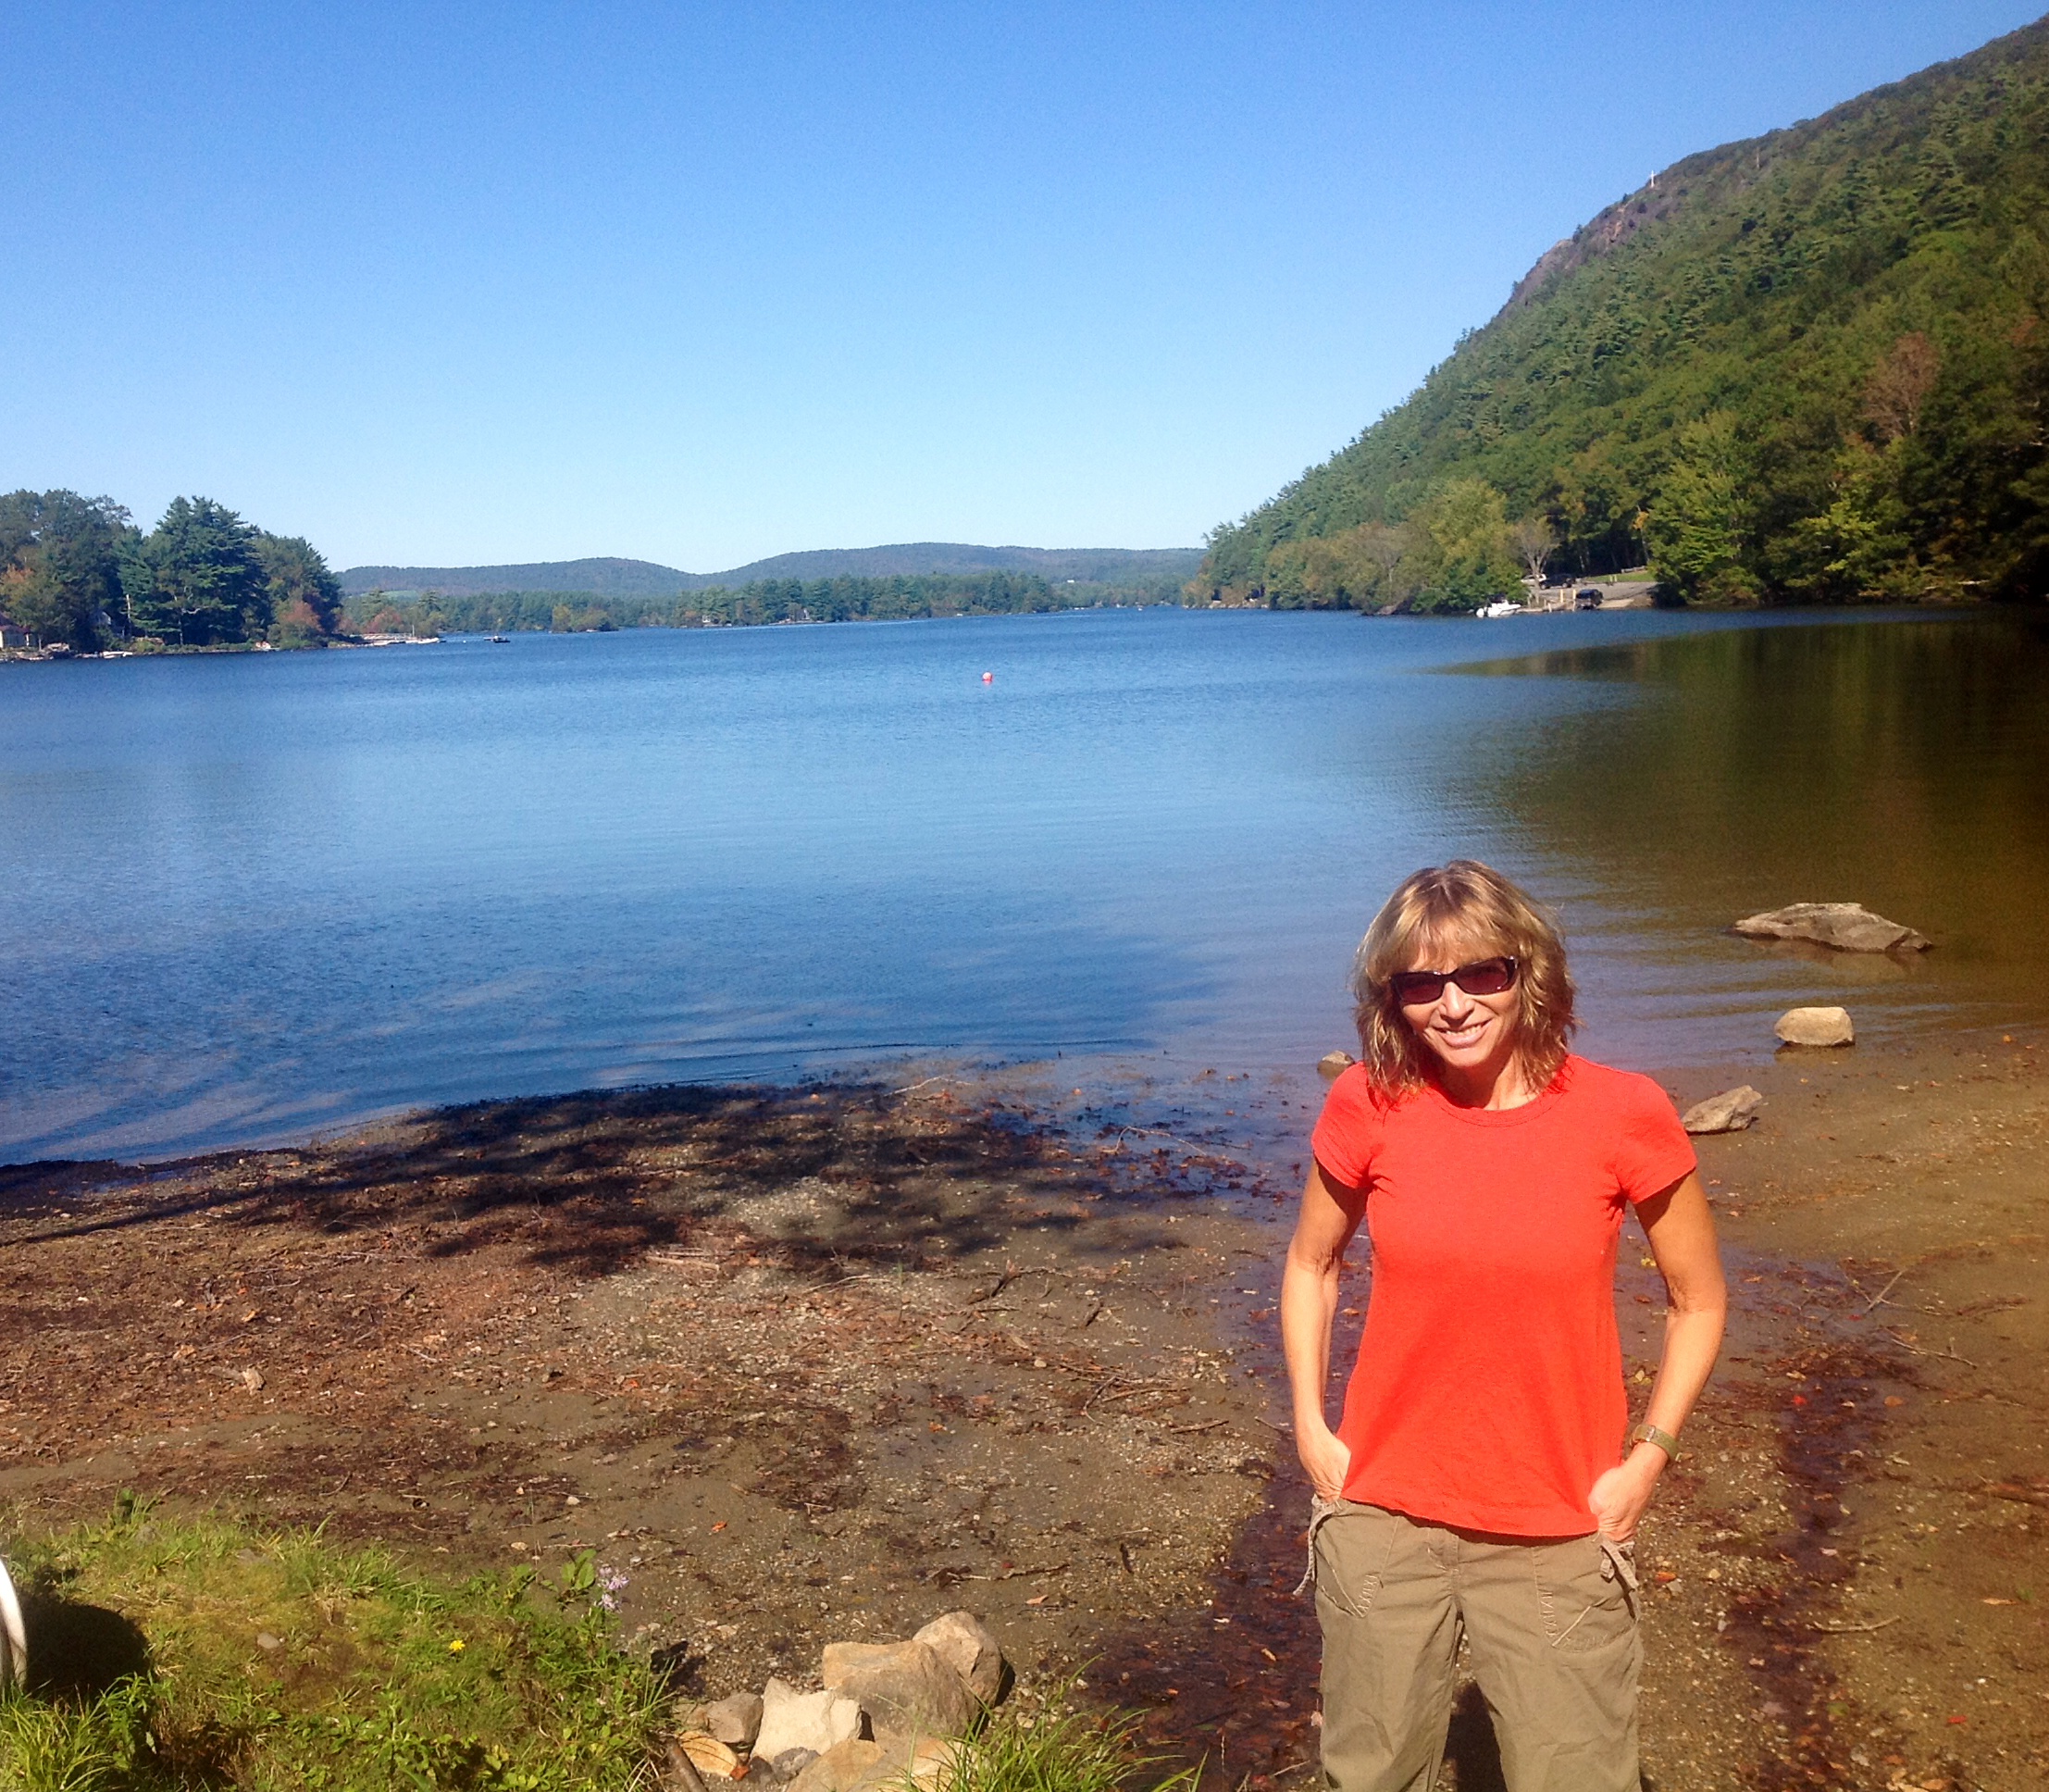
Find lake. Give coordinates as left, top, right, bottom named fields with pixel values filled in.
left=4, top=606, right=2045, bottom=1163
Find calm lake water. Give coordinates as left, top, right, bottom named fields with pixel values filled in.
left=4, top=606, right=2045, bottom=1163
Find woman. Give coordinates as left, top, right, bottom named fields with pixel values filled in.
left=1281, top=861, right=1725, bottom=1792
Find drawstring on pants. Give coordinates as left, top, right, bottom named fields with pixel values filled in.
left=1294, top=1494, right=1345, bottom=1597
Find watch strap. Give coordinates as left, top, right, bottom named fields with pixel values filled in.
left=1629, top=1421, right=1680, bottom=1462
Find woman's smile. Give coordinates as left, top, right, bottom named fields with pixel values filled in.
left=1428, top=1010, right=1497, bottom=1052
left=1398, top=944, right=1524, bottom=1101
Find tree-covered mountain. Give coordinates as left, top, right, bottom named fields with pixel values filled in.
left=1194, top=16, right=2049, bottom=611
left=341, top=543, right=1202, bottom=598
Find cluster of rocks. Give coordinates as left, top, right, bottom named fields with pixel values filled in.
left=1731, top=901, right=1933, bottom=1058
left=668, top=1612, right=1009, bottom=1792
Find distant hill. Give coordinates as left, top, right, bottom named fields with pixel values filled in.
left=1196, top=15, right=2049, bottom=609
left=341, top=543, right=1202, bottom=597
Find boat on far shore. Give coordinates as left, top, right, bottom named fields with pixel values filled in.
left=1476, top=598, right=1524, bottom=619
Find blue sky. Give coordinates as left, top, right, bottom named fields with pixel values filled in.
left=6, top=2, right=2043, bottom=572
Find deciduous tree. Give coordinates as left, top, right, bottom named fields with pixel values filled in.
left=254, top=532, right=343, bottom=643
left=0, top=489, right=134, bottom=649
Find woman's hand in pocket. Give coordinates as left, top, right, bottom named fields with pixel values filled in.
left=1588, top=1446, right=1666, bottom=1542
left=1297, top=1421, right=1352, bottom=1502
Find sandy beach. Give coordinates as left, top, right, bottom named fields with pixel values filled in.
left=3, top=1027, right=2044, bottom=1791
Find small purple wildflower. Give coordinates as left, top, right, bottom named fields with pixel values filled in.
left=598, top=1566, right=629, bottom=1612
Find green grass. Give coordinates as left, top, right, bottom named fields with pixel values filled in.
left=0, top=1500, right=664, bottom=1790
left=927, top=1690, right=1198, bottom=1792
left=2, top=1506, right=1201, bottom=1792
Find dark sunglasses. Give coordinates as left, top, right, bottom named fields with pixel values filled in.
left=1388, top=955, right=1519, bottom=1006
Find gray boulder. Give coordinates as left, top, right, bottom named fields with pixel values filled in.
left=1733, top=902, right=1930, bottom=953
left=1681, top=1086, right=1765, bottom=1135
left=705, top=1692, right=764, bottom=1750
left=1316, top=1051, right=1356, bottom=1081
left=769, top=1749, right=820, bottom=1784
left=755, top=1679, right=865, bottom=1762
left=823, top=1639, right=979, bottom=1741
left=1775, top=1006, right=1856, bottom=1048
left=789, top=1739, right=885, bottom=1792
left=912, top=1611, right=1006, bottom=1706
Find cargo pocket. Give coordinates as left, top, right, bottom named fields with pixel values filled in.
left=1537, top=1534, right=1636, bottom=1654
left=1311, top=1501, right=1402, bottom=1621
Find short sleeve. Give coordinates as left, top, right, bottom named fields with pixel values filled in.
left=1310, top=1064, right=1385, bottom=1189
left=1612, top=1073, right=1696, bottom=1203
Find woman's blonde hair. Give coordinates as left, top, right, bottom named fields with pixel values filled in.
left=1350, top=859, right=1577, bottom=1095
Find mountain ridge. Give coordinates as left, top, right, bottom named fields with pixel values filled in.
left=341, top=543, right=1202, bottom=597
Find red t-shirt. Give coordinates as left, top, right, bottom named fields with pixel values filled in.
left=1310, top=1054, right=1695, bottom=1537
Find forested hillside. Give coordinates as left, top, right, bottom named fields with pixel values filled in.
left=1195, top=16, right=2049, bottom=610
left=343, top=569, right=1182, bottom=637
left=341, top=543, right=1201, bottom=598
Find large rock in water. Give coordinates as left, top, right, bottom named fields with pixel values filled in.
left=823, top=1639, right=979, bottom=1741
left=754, top=1679, right=865, bottom=1762
left=912, top=1611, right=1007, bottom=1705
left=1775, top=1006, right=1856, bottom=1048
left=1733, top=902, right=1930, bottom=952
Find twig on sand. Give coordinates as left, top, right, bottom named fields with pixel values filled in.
left=1111, top=1124, right=1246, bottom=1162
left=1860, top=1269, right=1907, bottom=1313
left=1806, top=1615, right=1902, bottom=1635
left=1881, top=1329, right=1977, bottom=1368
left=972, top=1263, right=1020, bottom=1304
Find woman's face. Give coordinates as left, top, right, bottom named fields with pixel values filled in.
left=1397, top=932, right=1521, bottom=1088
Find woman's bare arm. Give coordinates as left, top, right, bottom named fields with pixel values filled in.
left=1588, top=1170, right=1728, bottom=1540
left=1281, top=1161, right=1366, bottom=1500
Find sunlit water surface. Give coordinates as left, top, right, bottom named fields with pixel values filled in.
left=4, top=607, right=2044, bottom=1162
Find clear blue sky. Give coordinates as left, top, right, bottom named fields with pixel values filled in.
left=6, top=2, right=2043, bottom=572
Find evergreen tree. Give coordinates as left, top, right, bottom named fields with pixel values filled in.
left=123, top=497, right=270, bottom=645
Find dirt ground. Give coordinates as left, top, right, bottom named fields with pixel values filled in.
left=3, top=1029, right=2045, bottom=1792
left=0, top=1082, right=1278, bottom=1711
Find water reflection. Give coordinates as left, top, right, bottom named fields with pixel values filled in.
left=1456, top=612, right=2049, bottom=1058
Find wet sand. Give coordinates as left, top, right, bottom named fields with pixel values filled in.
left=3, top=1028, right=2044, bottom=1791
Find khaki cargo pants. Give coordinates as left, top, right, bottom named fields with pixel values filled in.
left=1305, top=1498, right=1641, bottom=1792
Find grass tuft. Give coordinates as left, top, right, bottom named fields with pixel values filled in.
left=0, top=1502, right=665, bottom=1790
left=925, top=1687, right=1198, bottom=1792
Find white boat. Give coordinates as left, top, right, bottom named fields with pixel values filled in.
left=1476, top=599, right=1524, bottom=619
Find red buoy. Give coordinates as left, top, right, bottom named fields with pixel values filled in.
left=981, top=671, right=993, bottom=683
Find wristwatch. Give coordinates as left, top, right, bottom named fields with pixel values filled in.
left=1629, top=1421, right=1680, bottom=1462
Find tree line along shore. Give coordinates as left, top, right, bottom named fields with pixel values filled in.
left=0, top=488, right=1194, bottom=657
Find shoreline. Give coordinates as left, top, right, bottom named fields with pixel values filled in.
left=1, top=598, right=2030, bottom=678
left=4, top=1028, right=2045, bottom=1788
